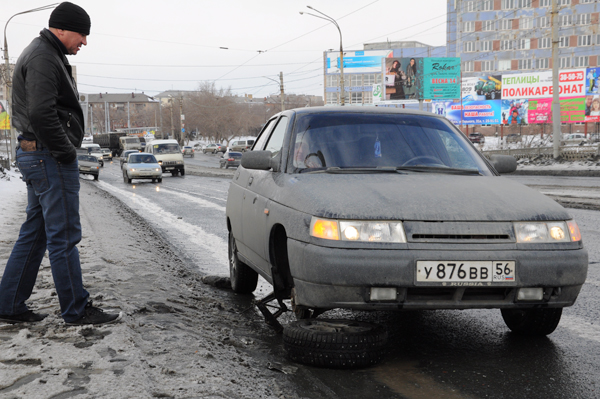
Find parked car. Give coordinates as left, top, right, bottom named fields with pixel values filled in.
left=505, top=134, right=522, bottom=143
left=225, top=107, right=587, bottom=365
left=120, top=150, right=139, bottom=167
left=219, top=151, right=242, bottom=169
left=122, top=153, right=162, bottom=184
left=182, top=146, right=195, bottom=157
left=101, top=148, right=113, bottom=161
left=468, top=132, right=485, bottom=144
left=77, top=154, right=100, bottom=181
left=229, top=139, right=255, bottom=152
left=589, top=133, right=600, bottom=143
left=561, top=133, right=587, bottom=146
left=203, top=143, right=225, bottom=154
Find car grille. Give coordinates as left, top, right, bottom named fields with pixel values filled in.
left=163, top=161, right=177, bottom=165
left=404, top=221, right=515, bottom=243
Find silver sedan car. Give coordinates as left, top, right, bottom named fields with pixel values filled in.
left=122, top=152, right=162, bottom=184
left=225, top=107, right=588, bottom=337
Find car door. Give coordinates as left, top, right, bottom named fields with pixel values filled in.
left=239, top=116, right=289, bottom=275
left=229, top=118, right=277, bottom=263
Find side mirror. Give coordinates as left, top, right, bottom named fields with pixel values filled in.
left=241, top=151, right=273, bottom=170
left=489, top=154, right=517, bottom=174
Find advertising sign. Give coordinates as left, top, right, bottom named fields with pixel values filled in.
left=501, top=100, right=529, bottom=125
left=462, top=75, right=502, bottom=101
left=383, top=57, right=460, bottom=102
left=326, top=50, right=391, bottom=74
left=0, top=100, right=10, bottom=130
left=586, top=67, right=600, bottom=95
left=422, top=58, right=461, bottom=100
left=528, top=97, right=587, bottom=124
left=584, top=94, right=600, bottom=122
left=384, top=57, right=421, bottom=101
left=502, top=69, right=586, bottom=100
left=431, top=100, right=502, bottom=125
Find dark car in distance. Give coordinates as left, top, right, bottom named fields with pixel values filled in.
left=219, top=151, right=242, bottom=169
left=468, top=132, right=485, bottom=144
left=225, top=107, right=587, bottom=340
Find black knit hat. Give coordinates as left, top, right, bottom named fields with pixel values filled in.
left=49, top=2, right=91, bottom=36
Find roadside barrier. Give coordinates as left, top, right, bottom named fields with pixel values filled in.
left=483, top=144, right=599, bottom=161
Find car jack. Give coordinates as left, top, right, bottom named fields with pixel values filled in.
left=255, top=292, right=288, bottom=333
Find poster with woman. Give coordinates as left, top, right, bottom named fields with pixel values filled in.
left=384, top=57, right=421, bottom=101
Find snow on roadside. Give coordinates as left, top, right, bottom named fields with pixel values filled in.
left=0, top=168, right=27, bottom=229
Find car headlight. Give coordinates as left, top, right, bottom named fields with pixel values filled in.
left=129, top=168, right=136, bottom=172
left=514, top=221, right=580, bottom=243
left=310, top=217, right=406, bottom=243
left=176, top=161, right=183, bottom=165
left=155, top=168, right=161, bottom=172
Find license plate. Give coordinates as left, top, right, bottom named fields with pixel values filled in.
left=165, top=167, right=174, bottom=170
left=416, top=261, right=516, bottom=285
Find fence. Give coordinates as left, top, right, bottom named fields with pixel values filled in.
left=483, top=145, right=600, bottom=161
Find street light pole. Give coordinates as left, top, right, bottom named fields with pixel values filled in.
left=300, top=6, right=345, bottom=106
left=3, top=4, right=58, bottom=168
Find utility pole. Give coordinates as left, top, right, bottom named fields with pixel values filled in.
left=169, top=100, right=174, bottom=139
left=279, top=72, right=285, bottom=111
left=179, top=94, right=184, bottom=145
left=551, top=0, right=561, bottom=159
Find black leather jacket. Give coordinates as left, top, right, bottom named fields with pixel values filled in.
left=12, top=29, right=85, bottom=163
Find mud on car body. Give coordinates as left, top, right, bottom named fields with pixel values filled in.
left=225, top=106, right=588, bottom=338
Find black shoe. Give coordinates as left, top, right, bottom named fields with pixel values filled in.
left=66, top=302, right=121, bottom=326
left=0, top=310, right=48, bottom=323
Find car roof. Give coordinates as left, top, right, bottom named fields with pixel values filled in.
left=278, top=105, right=441, bottom=118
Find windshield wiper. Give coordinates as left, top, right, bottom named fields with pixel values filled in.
left=394, top=166, right=482, bottom=175
left=301, top=167, right=406, bottom=174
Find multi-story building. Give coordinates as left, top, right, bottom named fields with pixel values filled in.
left=448, top=0, right=600, bottom=76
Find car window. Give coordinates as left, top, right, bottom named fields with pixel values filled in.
left=153, top=143, right=180, bottom=154
left=264, top=116, right=288, bottom=158
left=253, top=118, right=277, bottom=151
left=290, top=113, right=490, bottom=174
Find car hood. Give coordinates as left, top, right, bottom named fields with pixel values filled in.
left=271, top=173, right=571, bottom=221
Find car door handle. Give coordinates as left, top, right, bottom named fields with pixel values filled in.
left=248, top=177, right=253, bottom=186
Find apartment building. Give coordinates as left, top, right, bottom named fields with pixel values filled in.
left=447, top=0, right=600, bottom=75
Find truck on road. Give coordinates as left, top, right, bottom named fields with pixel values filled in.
left=93, top=133, right=141, bottom=157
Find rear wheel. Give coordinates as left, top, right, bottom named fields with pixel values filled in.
left=283, top=319, right=388, bottom=369
left=228, top=231, right=258, bottom=294
left=501, top=308, right=563, bottom=336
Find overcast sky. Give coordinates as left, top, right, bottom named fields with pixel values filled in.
left=2, top=0, right=448, bottom=99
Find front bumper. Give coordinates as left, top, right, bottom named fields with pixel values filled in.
left=288, top=239, right=588, bottom=311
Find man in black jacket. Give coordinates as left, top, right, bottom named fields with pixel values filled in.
left=0, top=2, right=120, bottom=325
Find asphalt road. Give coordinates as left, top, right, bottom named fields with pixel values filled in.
left=92, top=161, right=600, bottom=399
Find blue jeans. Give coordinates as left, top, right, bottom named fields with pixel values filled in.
left=0, top=147, right=89, bottom=322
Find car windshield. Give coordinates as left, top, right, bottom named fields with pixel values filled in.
left=129, top=154, right=157, bottom=164
left=290, top=113, right=491, bottom=175
left=78, top=155, right=97, bottom=162
left=153, top=143, right=180, bottom=154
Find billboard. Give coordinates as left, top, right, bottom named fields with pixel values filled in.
left=502, top=69, right=586, bottom=100
left=326, top=50, right=391, bottom=74
left=528, top=97, right=588, bottom=124
left=383, top=57, right=460, bottom=102
left=0, top=100, right=9, bottom=130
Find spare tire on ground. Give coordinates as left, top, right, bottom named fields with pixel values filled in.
left=282, top=319, right=388, bottom=369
